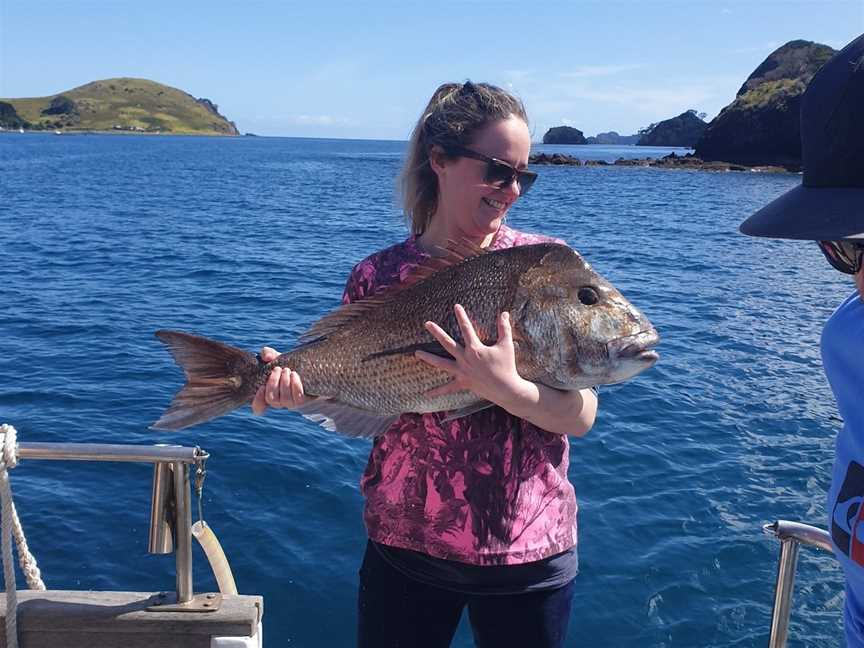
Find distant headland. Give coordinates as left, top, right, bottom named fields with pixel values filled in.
left=0, top=78, right=239, bottom=136
left=541, top=112, right=706, bottom=148
left=539, top=38, right=836, bottom=169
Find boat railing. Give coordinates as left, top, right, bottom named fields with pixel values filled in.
left=763, top=519, right=835, bottom=648
left=16, top=441, right=211, bottom=610
left=0, top=434, right=262, bottom=647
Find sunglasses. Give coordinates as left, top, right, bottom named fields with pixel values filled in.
left=444, top=145, right=538, bottom=195
left=818, top=240, right=864, bottom=275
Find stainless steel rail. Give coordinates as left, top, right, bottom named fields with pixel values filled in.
left=763, top=520, right=835, bottom=648
left=15, top=441, right=210, bottom=608
left=18, top=442, right=205, bottom=464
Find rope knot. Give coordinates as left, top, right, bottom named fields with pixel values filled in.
left=0, top=424, right=18, bottom=470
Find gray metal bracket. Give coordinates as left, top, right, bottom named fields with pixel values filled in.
left=146, top=591, right=223, bottom=613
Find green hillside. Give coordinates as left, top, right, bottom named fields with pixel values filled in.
left=0, top=78, right=239, bottom=135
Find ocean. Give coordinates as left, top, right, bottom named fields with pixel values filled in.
left=0, top=133, right=852, bottom=646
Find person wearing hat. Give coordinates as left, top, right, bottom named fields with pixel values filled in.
left=740, top=32, right=864, bottom=643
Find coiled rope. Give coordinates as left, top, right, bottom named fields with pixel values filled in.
left=0, top=424, right=45, bottom=648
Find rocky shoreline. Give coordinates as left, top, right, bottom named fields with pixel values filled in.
left=529, top=151, right=797, bottom=174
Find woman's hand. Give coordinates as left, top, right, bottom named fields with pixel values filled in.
left=415, top=304, right=597, bottom=436
left=415, top=304, right=533, bottom=409
left=251, top=346, right=307, bottom=415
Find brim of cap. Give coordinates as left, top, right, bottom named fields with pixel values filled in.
left=740, top=185, right=864, bottom=240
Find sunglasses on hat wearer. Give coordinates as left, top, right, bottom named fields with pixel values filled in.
left=444, top=145, right=538, bottom=195
left=817, top=240, right=864, bottom=275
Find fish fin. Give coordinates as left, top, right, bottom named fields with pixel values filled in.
left=297, top=301, right=386, bottom=346
left=297, top=399, right=399, bottom=438
left=152, top=330, right=260, bottom=431
left=441, top=400, right=496, bottom=422
left=298, top=239, right=487, bottom=346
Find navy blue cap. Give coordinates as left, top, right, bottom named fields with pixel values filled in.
left=740, top=33, right=864, bottom=241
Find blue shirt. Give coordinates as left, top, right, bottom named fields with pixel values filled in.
left=823, top=292, right=864, bottom=645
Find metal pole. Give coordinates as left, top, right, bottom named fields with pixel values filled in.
left=766, top=520, right=832, bottom=552
left=18, top=442, right=203, bottom=464
left=173, top=461, right=193, bottom=603
left=768, top=538, right=801, bottom=648
left=148, top=463, right=175, bottom=554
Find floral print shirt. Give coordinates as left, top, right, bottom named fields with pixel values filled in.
left=342, top=224, right=578, bottom=566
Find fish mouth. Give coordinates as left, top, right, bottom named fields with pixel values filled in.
left=607, top=329, right=660, bottom=364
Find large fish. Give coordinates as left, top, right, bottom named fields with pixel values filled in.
left=153, top=242, right=659, bottom=436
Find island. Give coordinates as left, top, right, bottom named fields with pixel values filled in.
left=541, top=126, right=586, bottom=145
left=528, top=151, right=790, bottom=173
left=0, top=78, right=239, bottom=136
left=585, top=131, right=640, bottom=145
left=637, top=110, right=707, bottom=148
left=695, top=40, right=836, bottom=166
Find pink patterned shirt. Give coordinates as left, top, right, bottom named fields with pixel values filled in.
left=342, top=224, right=579, bottom=566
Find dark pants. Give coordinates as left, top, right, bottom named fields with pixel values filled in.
left=357, top=541, right=576, bottom=648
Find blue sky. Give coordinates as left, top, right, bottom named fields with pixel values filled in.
left=1, top=0, right=861, bottom=140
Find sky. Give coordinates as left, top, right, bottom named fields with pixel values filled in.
left=0, top=0, right=862, bottom=141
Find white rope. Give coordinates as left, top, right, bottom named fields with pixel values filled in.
left=0, top=424, right=46, bottom=648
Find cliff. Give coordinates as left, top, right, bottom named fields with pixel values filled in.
left=694, top=40, right=836, bottom=166
left=0, top=78, right=240, bottom=135
left=0, top=101, right=28, bottom=128
left=637, top=111, right=707, bottom=147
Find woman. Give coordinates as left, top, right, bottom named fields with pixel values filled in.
left=740, top=33, right=864, bottom=645
left=254, top=81, right=598, bottom=648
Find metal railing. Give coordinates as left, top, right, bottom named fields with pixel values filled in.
left=763, top=520, right=835, bottom=648
left=17, top=441, right=211, bottom=610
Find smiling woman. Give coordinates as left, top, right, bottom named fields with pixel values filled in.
left=421, top=114, right=533, bottom=247
left=253, top=80, right=601, bottom=648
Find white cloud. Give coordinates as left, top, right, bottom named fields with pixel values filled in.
left=285, top=114, right=349, bottom=126
left=532, top=81, right=724, bottom=116
left=560, top=64, right=646, bottom=79
left=503, top=69, right=532, bottom=82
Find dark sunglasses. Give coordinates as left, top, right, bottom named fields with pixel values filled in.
left=818, top=240, right=864, bottom=275
left=444, top=145, right=538, bottom=195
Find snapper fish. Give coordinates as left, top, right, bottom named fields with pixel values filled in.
left=152, top=242, right=659, bottom=437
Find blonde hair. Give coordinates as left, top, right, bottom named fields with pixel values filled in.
left=399, top=81, right=529, bottom=236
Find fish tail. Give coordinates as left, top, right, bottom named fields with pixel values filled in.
left=152, top=330, right=261, bottom=431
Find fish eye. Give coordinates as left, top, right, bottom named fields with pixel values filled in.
left=578, top=287, right=600, bottom=306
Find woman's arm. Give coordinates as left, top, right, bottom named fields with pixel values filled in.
left=415, top=304, right=598, bottom=437
left=503, top=382, right=597, bottom=437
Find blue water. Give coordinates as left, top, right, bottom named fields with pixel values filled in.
left=0, top=134, right=852, bottom=646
